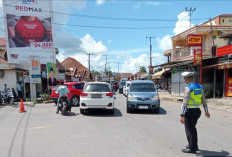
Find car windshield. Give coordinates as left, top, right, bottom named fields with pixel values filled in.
left=130, top=83, right=156, bottom=92
left=84, top=84, right=110, bottom=92
left=120, top=82, right=126, bottom=86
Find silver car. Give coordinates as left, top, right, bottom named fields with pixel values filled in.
left=126, top=80, right=160, bottom=113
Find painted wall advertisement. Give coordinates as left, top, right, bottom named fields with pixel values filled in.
left=3, top=0, right=55, bottom=64
left=47, top=62, right=56, bottom=87
left=29, top=56, right=41, bottom=83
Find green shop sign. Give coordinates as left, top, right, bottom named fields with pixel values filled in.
left=171, top=68, right=185, bottom=73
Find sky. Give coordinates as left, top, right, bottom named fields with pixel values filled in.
left=0, top=0, right=232, bottom=74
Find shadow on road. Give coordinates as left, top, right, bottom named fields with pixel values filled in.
left=130, top=107, right=167, bottom=115
left=0, top=104, right=18, bottom=109
left=196, top=150, right=230, bottom=157
left=83, top=108, right=123, bottom=117
left=67, top=112, right=79, bottom=116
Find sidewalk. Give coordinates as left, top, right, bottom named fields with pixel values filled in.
left=159, top=90, right=232, bottom=113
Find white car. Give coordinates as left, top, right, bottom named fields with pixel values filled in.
left=80, top=82, right=115, bottom=114
left=123, top=81, right=131, bottom=97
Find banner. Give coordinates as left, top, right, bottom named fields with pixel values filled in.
left=47, top=62, right=56, bottom=86
left=29, top=56, right=41, bottom=83
left=217, top=45, right=232, bottom=57
left=227, top=78, right=232, bottom=97
left=3, top=0, right=55, bottom=64
left=194, top=49, right=202, bottom=65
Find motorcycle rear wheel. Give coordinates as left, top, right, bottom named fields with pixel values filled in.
left=10, top=98, right=14, bottom=104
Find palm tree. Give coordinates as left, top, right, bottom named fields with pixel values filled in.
left=139, top=66, right=147, bottom=72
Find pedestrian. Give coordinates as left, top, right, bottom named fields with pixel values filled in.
left=16, top=81, right=23, bottom=99
left=3, top=83, right=7, bottom=92
left=180, top=72, right=210, bottom=154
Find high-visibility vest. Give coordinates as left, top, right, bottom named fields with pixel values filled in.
left=187, top=83, right=203, bottom=108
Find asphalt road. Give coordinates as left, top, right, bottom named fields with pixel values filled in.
left=0, top=93, right=232, bottom=157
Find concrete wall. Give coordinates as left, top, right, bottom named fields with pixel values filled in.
left=0, top=70, right=17, bottom=91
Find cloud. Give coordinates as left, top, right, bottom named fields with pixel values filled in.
left=80, top=34, right=107, bottom=54
left=107, top=40, right=112, bottom=44
left=173, top=11, right=194, bottom=35
left=146, top=1, right=161, bottom=6
left=96, top=0, right=105, bottom=5
left=0, top=0, right=5, bottom=37
left=121, top=53, right=149, bottom=74
left=157, top=35, right=172, bottom=51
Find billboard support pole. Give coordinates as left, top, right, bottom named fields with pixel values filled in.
left=30, top=83, right=37, bottom=102
left=200, top=43, right=203, bottom=85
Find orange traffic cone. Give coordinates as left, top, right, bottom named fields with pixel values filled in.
left=19, top=98, right=26, bottom=113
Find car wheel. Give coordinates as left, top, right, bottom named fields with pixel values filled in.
left=127, top=107, right=132, bottom=113
left=80, top=109, right=85, bottom=114
left=154, top=107, right=160, bottom=114
left=109, top=109, right=114, bottom=114
left=71, top=96, right=79, bottom=106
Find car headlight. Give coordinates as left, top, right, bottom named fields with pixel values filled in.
left=128, top=95, right=134, bottom=100
left=152, top=95, right=159, bottom=100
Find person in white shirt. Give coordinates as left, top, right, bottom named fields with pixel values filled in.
left=16, top=81, right=22, bottom=98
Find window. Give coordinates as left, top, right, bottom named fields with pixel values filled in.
left=130, top=83, right=156, bottom=92
left=229, top=19, right=232, bottom=23
left=74, top=83, right=84, bottom=89
left=84, top=84, right=110, bottom=92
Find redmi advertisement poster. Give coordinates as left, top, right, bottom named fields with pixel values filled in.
left=3, top=0, right=55, bottom=64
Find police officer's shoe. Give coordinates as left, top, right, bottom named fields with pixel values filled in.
left=182, top=148, right=196, bottom=154
left=186, top=145, right=199, bottom=151
left=56, top=110, right=59, bottom=114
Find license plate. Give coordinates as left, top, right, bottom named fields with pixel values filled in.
left=139, top=106, right=148, bottom=109
left=91, top=94, right=102, bottom=98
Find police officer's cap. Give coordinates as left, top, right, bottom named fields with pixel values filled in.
left=181, top=72, right=194, bottom=78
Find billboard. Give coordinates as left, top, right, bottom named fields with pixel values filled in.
left=3, top=0, right=55, bottom=64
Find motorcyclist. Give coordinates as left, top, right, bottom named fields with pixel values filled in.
left=56, top=82, right=70, bottom=114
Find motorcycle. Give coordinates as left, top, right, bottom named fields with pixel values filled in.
left=57, top=96, right=71, bottom=115
left=1, top=88, right=15, bottom=105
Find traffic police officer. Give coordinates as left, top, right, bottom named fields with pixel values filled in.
left=180, top=72, right=210, bottom=154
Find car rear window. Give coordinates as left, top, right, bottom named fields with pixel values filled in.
left=130, top=83, right=156, bottom=92
left=120, top=82, right=126, bottom=86
left=84, top=84, right=110, bottom=92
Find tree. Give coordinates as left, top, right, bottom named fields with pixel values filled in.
left=91, top=70, right=100, bottom=75
left=139, top=66, right=147, bottom=72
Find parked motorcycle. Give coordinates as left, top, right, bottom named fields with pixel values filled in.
left=1, top=88, right=15, bottom=104
left=57, top=96, right=71, bottom=115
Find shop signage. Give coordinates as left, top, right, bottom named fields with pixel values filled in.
left=56, top=73, right=65, bottom=80
left=194, top=49, right=202, bottom=65
left=186, top=34, right=202, bottom=46
left=171, top=68, right=185, bottom=73
left=217, top=45, right=232, bottom=57
left=227, top=78, right=232, bottom=97
left=29, top=56, right=41, bottom=84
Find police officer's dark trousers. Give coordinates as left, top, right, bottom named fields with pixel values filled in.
left=184, top=108, right=201, bottom=150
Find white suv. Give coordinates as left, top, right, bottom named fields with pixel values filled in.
left=80, top=82, right=115, bottom=114
left=123, top=81, right=131, bottom=97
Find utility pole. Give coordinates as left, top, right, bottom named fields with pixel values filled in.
left=103, top=54, right=108, bottom=72
left=86, top=53, right=94, bottom=71
left=185, top=7, right=196, bottom=28
left=146, top=36, right=155, bottom=77
left=118, top=60, right=119, bottom=73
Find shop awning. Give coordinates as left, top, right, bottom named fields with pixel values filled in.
left=152, top=68, right=170, bottom=79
